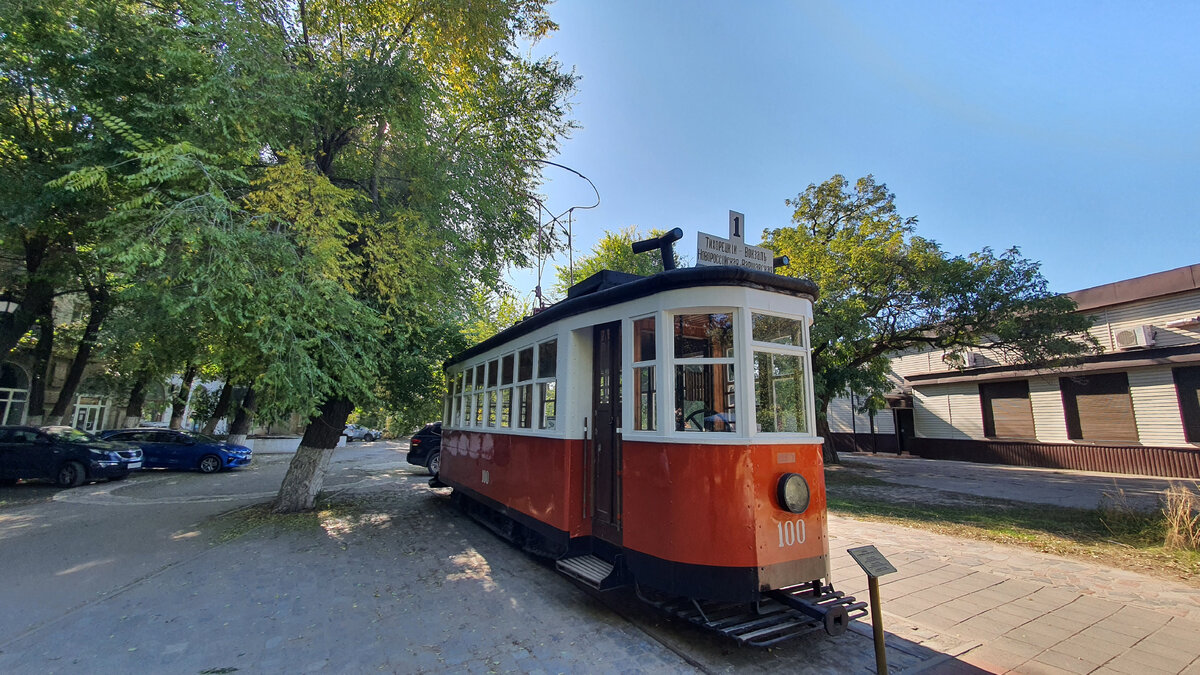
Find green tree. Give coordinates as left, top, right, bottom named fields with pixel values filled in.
left=764, top=175, right=1097, bottom=463
left=552, top=226, right=683, bottom=296
left=5, top=0, right=576, bottom=512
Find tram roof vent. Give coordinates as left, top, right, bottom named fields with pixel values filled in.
left=567, top=270, right=645, bottom=299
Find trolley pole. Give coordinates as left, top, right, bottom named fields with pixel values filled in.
left=848, top=545, right=898, bottom=675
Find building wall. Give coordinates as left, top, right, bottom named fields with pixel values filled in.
left=827, top=396, right=895, bottom=435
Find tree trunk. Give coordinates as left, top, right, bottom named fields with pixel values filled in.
left=45, top=288, right=111, bottom=425
left=272, top=397, right=354, bottom=513
left=0, top=235, right=56, bottom=359
left=25, top=298, right=54, bottom=425
left=169, top=364, right=198, bottom=430
left=201, top=379, right=235, bottom=435
left=123, top=373, right=149, bottom=427
left=818, top=398, right=839, bottom=465
left=226, top=386, right=256, bottom=446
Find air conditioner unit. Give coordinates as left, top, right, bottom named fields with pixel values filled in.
left=1114, top=324, right=1155, bottom=350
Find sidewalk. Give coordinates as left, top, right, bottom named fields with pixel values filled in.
left=831, top=515, right=1200, bottom=673
left=826, top=453, right=1200, bottom=673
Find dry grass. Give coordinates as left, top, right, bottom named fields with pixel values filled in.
left=827, top=466, right=1200, bottom=586
left=1164, top=484, right=1200, bottom=551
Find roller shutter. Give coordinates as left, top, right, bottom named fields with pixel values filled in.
left=980, top=380, right=1034, bottom=439
left=1174, top=366, right=1200, bottom=443
left=1060, top=373, right=1138, bottom=443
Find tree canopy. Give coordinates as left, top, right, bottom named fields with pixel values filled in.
left=765, top=175, right=1096, bottom=460
left=0, top=0, right=577, bottom=509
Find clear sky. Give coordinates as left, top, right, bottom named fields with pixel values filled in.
left=512, top=0, right=1200, bottom=298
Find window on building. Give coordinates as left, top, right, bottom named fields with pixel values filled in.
left=537, top=339, right=557, bottom=429
left=1060, top=373, right=1138, bottom=443
left=980, top=380, right=1035, bottom=439
left=1173, top=366, right=1200, bottom=443
left=632, top=316, right=656, bottom=431
left=674, top=313, right=735, bottom=432
left=750, top=313, right=810, bottom=434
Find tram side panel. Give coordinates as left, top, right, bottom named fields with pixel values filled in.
left=621, top=440, right=830, bottom=604
left=442, top=429, right=588, bottom=541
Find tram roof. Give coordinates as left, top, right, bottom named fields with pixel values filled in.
left=447, top=266, right=819, bottom=369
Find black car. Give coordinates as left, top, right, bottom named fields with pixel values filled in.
left=0, top=425, right=143, bottom=487
left=406, top=422, right=441, bottom=476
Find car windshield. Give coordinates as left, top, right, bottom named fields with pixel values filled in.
left=41, top=426, right=98, bottom=442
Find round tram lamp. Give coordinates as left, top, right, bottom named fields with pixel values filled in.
left=777, top=473, right=810, bottom=514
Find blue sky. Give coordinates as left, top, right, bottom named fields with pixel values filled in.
left=514, top=1, right=1199, bottom=298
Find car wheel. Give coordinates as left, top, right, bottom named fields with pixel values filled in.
left=198, top=455, right=222, bottom=474
left=56, top=461, right=86, bottom=488
left=427, top=451, right=441, bottom=477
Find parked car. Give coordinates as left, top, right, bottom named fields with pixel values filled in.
left=0, top=425, right=143, bottom=487
left=344, top=424, right=381, bottom=442
left=406, top=422, right=441, bottom=476
left=98, top=428, right=251, bottom=473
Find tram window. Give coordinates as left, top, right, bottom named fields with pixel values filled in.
left=674, top=313, right=733, bottom=359
left=539, top=381, right=557, bottom=429
left=537, top=340, right=557, bottom=379
left=500, top=389, right=512, bottom=427
left=753, top=352, right=808, bottom=433
left=518, top=383, right=533, bottom=428
left=518, top=348, right=533, bottom=381
left=501, top=354, right=514, bottom=386
left=675, top=364, right=735, bottom=432
left=634, top=366, right=656, bottom=431
left=752, top=314, right=805, bottom=346
left=634, top=317, right=656, bottom=361
left=459, top=369, right=471, bottom=427
left=487, top=359, right=499, bottom=388
left=474, top=388, right=484, bottom=426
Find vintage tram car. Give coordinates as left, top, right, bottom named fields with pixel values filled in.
left=438, top=264, right=864, bottom=645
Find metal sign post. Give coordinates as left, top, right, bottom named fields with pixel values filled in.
left=847, top=545, right=897, bottom=675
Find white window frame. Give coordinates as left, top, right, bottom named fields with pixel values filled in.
left=747, top=309, right=817, bottom=438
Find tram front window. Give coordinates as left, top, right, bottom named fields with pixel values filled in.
left=673, top=312, right=735, bottom=433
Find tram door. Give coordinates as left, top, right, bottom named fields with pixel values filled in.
left=591, top=321, right=622, bottom=544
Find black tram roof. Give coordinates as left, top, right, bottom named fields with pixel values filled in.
left=446, top=266, right=818, bottom=369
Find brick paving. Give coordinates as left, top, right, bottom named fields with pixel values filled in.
left=830, top=514, right=1200, bottom=674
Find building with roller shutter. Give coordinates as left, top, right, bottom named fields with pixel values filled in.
left=827, top=263, right=1200, bottom=478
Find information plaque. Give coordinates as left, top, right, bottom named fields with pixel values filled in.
left=847, top=545, right=897, bottom=578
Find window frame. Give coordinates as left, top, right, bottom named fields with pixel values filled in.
left=669, top=309, right=738, bottom=435
left=747, top=310, right=815, bottom=437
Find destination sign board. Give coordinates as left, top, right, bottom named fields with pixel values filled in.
left=695, top=210, right=775, bottom=273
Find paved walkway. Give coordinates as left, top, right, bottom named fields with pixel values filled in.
left=828, top=453, right=1200, bottom=674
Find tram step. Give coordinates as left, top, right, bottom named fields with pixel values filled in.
left=556, top=555, right=621, bottom=590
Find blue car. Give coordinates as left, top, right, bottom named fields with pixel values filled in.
left=98, top=428, right=252, bottom=473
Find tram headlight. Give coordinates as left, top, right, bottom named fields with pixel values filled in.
left=777, top=473, right=810, bottom=514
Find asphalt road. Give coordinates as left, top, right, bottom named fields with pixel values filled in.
left=0, top=442, right=411, bottom=647
left=0, top=442, right=912, bottom=673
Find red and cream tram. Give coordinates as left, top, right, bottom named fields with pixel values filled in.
left=439, top=265, right=864, bottom=645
